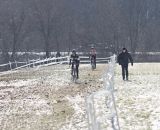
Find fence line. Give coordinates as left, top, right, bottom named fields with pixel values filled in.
left=0, top=59, right=41, bottom=67
left=0, top=56, right=110, bottom=68
left=86, top=55, right=120, bottom=130
left=11, top=56, right=69, bottom=71
left=0, top=57, right=63, bottom=76
left=0, top=56, right=111, bottom=79
left=0, top=56, right=111, bottom=76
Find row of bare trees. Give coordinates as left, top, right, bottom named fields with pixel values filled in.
left=0, top=0, right=160, bottom=63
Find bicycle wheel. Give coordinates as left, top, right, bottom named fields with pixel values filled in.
left=91, top=59, right=95, bottom=70
left=73, top=68, right=77, bottom=82
left=92, top=64, right=95, bottom=70
left=72, top=63, right=77, bottom=82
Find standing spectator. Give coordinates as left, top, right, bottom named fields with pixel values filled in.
left=56, top=51, right=61, bottom=62
left=118, top=48, right=133, bottom=80
left=89, top=46, right=97, bottom=68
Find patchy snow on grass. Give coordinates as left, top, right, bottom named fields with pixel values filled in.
left=115, top=63, right=160, bottom=130
left=0, top=79, right=37, bottom=88
left=60, top=63, right=160, bottom=130
left=60, top=94, right=88, bottom=130
left=0, top=63, right=160, bottom=130
left=0, top=64, right=71, bottom=130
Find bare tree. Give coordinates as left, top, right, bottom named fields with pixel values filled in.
left=9, top=11, right=26, bottom=61
left=33, top=0, right=59, bottom=58
left=0, top=0, right=160, bottom=62
left=123, top=0, right=146, bottom=53
left=0, top=0, right=27, bottom=62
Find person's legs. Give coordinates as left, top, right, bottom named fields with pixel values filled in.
left=121, top=65, right=125, bottom=80
left=126, top=65, right=129, bottom=80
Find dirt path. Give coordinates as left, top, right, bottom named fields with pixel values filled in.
left=0, top=64, right=107, bottom=130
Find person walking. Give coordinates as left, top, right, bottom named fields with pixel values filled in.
left=118, top=48, right=133, bottom=80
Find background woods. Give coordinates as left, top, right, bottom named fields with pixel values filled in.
left=0, top=0, right=160, bottom=62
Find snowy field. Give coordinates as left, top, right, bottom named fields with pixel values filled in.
left=0, top=63, right=160, bottom=130
left=115, top=63, right=160, bottom=130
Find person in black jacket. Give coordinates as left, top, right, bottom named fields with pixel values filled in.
left=118, top=48, right=133, bottom=80
left=69, top=49, right=80, bottom=79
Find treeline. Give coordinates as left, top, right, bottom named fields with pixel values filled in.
left=0, top=0, right=160, bottom=63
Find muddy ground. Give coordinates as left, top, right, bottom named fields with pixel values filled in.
left=0, top=64, right=106, bottom=130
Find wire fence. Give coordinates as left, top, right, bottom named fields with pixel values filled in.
left=86, top=55, right=120, bottom=130
left=0, top=56, right=109, bottom=80
left=0, top=56, right=111, bottom=77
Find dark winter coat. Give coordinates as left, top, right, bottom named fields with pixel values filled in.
left=118, top=51, right=133, bottom=66
left=56, top=52, right=61, bottom=57
left=69, top=54, right=80, bottom=65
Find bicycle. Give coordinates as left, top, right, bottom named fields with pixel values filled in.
left=71, top=62, right=77, bottom=83
left=91, top=57, right=96, bottom=70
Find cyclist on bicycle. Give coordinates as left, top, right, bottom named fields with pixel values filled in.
left=89, top=46, right=96, bottom=68
left=69, top=49, right=80, bottom=79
